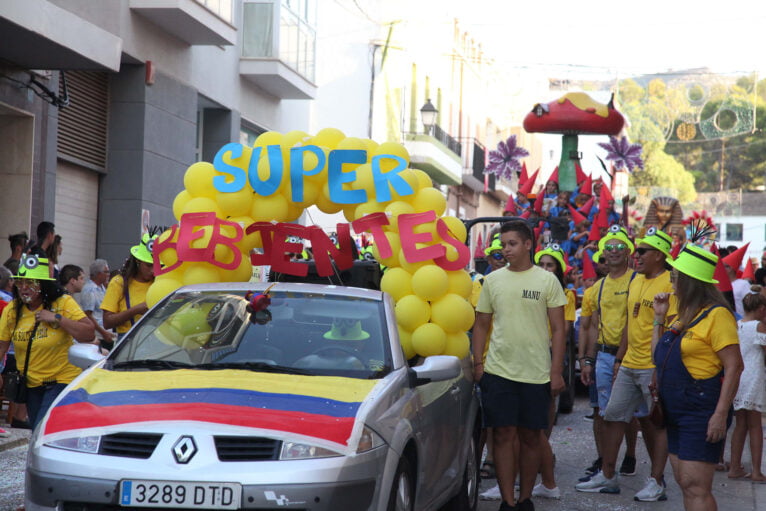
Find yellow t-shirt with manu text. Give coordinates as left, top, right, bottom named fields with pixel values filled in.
left=623, top=271, right=677, bottom=369
left=477, top=265, right=568, bottom=384
left=0, top=295, right=85, bottom=387
left=101, top=275, right=152, bottom=333
left=679, top=307, right=738, bottom=379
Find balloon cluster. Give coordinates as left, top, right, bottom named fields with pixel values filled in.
left=148, top=128, right=475, bottom=358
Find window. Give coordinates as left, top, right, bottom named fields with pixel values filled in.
left=195, top=0, right=233, bottom=23
left=240, top=122, right=267, bottom=146
left=242, top=0, right=316, bottom=81
left=726, top=223, right=743, bottom=242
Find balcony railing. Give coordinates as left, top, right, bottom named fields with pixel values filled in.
left=432, top=125, right=462, bottom=157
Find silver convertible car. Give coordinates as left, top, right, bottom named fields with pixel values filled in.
left=26, top=283, right=480, bottom=511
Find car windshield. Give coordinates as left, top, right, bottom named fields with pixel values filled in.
left=109, top=289, right=393, bottom=379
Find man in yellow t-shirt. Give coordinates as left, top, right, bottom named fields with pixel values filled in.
left=472, top=221, right=567, bottom=511
left=579, top=228, right=676, bottom=501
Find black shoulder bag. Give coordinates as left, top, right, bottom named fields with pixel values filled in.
left=4, top=321, right=39, bottom=404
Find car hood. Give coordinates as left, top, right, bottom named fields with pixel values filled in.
left=41, top=368, right=383, bottom=454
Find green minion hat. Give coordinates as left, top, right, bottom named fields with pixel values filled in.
left=130, top=233, right=158, bottom=264
left=484, top=235, right=503, bottom=255
left=324, top=318, right=370, bottom=341
left=635, top=227, right=672, bottom=257
left=598, top=225, right=635, bottom=254
left=535, top=243, right=568, bottom=272
left=16, top=254, right=55, bottom=281
left=668, top=244, right=718, bottom=284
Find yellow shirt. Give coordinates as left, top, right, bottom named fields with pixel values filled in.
left=0, top=295, right=85, bottom=387
left=679, top=307, right=738, bottom=379
left=565, top=289, right=576, bottom=322
left=101, top=275, right=153, bottom=333
left=477, top=266, right=568, bottom=384
left=595, top=271, right=635, bottom=347
left=623, top=271, right=677, bottom=369
left=580, top=284, right=597, bottom=318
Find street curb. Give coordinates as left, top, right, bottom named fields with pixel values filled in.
left=0, top=436, right=28, bottom=452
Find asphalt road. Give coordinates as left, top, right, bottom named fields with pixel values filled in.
left=2, top=395, right=764, bottom=511
left=477, top=395, right=766, bottom=511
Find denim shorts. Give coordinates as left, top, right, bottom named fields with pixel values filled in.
left=603, top=366, right=651, bottom=422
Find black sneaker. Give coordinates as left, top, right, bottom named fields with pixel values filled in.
left=584, top=412, right=595, bottom=422
left=619, top=455, right=637, bottom=476
left=585, top=457, right=602, bottom=476
left=517, top=498, right=535, bottom=511
left=498, top=501, right=517, bottom=511
left=11, top=418, right=31, bottom=430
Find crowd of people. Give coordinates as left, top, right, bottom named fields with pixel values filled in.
left=0, top=222, right=157, bottom=434
left=471, top=193, right=766, bottom=511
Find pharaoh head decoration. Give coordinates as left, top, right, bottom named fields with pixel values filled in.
left=644, top=196, right=683, bottom=237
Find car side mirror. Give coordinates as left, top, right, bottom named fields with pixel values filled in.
left=409, top=355, right=461, bottom=386
left=69, top=343, right=106, bottom=370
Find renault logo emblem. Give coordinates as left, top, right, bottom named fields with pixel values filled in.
left=172, top=436, right=197, bottom=464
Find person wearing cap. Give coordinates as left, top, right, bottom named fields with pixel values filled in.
left=472, top=220, right=567, bottom=511
left=579, top=227, right=675, bottom=501
left=576, top=227, right=639, bottom=484
left=102, top=234, right=158, bottom=339
left=294, top=319, right=371, bottom=371
left=652, top=244, right=743, bottom=511
left=0, top=254, right=94, bottom=428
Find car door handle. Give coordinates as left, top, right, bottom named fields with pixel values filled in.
left=450, top=384, right=461, bottom=395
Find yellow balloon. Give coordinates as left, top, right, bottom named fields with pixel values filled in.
left=228, top=215, right=262, bottom=252
left=412, top=187, right=447, bottom=216
left=411, top=169, right=433, bottom=189
left=398, top=326, right=416, bottom=359
left=354, top=199, right=386, bottom=221
left=411, top=265, right=449, bottom=301
left=315, top=188, right=344, bottom=214
left=395, top=294, right=431, bottom=331
left=216, top=187, right=254, bottom=217
left=350, top=163, right=376, bottom=194
left=342, top=203, right=357, bottom=223
left=253, top=131, right=283, bottom=147
left=146, top=277, right=183, bottom=308
left=182, top=197, right=222, bottom=218
left=413, top=219, right=438, bottom=239
left=221, top=252, right=253, bottom=282
left=362, top=138, right=379, bottom=160
left=283, top=201, right=304, bottom=223
left=444, top=331, right=470, bottom=358
left=398, top=246, right=429, bottom=274
left=336, top=136, right=368, bottom=153
left=384, top=201, right=415, bottom=232
left=430, top=293, right=475, bottom=333
left=371, top=232, right=402, bottom=268
left=446, top=269, right=473, bottom=299
left=380, top=267, right=413, bottom=302
left=374, top=142, right=410, bottom=168
left=439, top=216, right=467, bottom=243
left=251, top=193, right=289, bottom=222
left=156, top=228, right=179, bottom=268
left=293, top=179, right=320, bottom=209
left=282, top=130, right=310, bottom=148
left=182, top=263, right=221, bottom=286
left=312, top=127, right=346, bottom=149
left=411, top=323, right=447, bottom=357
left=256, top=148, right=289, bottom=187
left=172, top=190, right=192, bottom=221
left=184, top=162, right=218, bottom=198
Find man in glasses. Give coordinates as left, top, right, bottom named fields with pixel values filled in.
left=578, top=228, right=676, bottom=501
left=576, top=228, right=639, bottom=484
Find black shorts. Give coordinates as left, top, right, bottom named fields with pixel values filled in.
left=479, top=372, right=551, bottom=430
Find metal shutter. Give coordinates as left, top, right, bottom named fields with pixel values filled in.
left=54, top=161, right=99, bottom=270
left=57, top=71, right=108, bottom=169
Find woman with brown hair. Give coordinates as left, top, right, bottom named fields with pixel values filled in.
left=652, top=243, right=743, bottom=510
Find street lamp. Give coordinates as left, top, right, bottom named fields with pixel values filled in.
left=420, top=99, right=438, bottom=135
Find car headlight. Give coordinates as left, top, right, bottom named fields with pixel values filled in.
left=280, top=441, right=341, bottom=460
left=356, top=426, right=385, bottom=453
left=45, top=435, right=101, bottom=454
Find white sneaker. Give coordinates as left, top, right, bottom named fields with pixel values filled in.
left=479, top=484, right=501, bottom=500
left=0, top=427, right=10, bottom=438
left=634, top=477, right=667, bottom=502
left=532, top=483, right=561, bottom=499
left=575, top=471, right=620, bottom=494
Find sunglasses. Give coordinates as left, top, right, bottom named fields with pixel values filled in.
left=604, top=243, right=627, bottom=252
left=635, top=247, right=659, bottom=256
left=490, top=252, right=505, bottom=261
